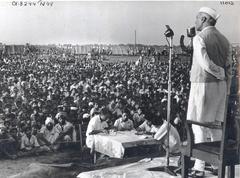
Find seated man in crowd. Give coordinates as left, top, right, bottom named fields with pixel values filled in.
left=20, top=126, right=39, bottom=152
left=20, top=126, right=50, bottom=155
left=0, top=125, right=17, bottom=159
left=37, top=117, right=58, bottom=150
left=114, top=109, right=134, bottom=131
left=9, top=127, right=21, bottom=150
left=55, top=105, right=64, bottom=120
left=132, top=107, right=145, bottom=128
left=54, top=114, right=74, bottom=146
left=86, top=107, right=110, bottom=151
left=90, top=102, right=100, bottom=118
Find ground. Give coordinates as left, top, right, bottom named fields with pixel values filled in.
left=3, top=150, right=239, bottom=178
left=0, top=147, right=151, bottom=178
left=0, top=146, right=164, bottom=178
left=0, top=142, right=239, bottom=178
left=0, top=151, right=84, bottom=178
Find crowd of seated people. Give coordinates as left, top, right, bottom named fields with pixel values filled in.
left=0, top=47, right=238, bottom=159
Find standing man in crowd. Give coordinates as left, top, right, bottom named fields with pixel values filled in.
left=187, top=7, right=232, bottom=177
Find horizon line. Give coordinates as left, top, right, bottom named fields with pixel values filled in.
left=1, top=42, right=240, bottom=46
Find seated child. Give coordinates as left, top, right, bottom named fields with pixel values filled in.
left=20, top=126, right=40, bottom=151
left=20, top=126, right=50, bottom=155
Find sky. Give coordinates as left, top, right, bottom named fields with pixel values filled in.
left=0, top=1, right=239, bottom=45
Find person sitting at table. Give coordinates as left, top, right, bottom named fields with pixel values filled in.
left=90, top=102, right=100, bottom=118
left=86, top=107, right=111, bottom=150
left=153, top=119, right=181, bottom=154
left=113, top=109, right=134, bottom=131
left=136, top=112, right=161, bottom=134
left=137, top=117, right=153, bottom=134
left=132, top=107, right=145, bottom=128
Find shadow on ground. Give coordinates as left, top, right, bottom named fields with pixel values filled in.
left=2, top=148, right=161, bottom=178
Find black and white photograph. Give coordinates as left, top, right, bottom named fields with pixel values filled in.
left=0, top=1, right=239, bottom=178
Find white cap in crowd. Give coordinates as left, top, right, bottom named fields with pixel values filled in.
left=83, top=113, right=90, bottom=119
left=45, top=117, right=54, bottom=125
left=88, top=102, right=94, bottom=106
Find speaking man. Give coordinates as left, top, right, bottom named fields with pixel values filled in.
left=187, top=7, right=232, bottom=177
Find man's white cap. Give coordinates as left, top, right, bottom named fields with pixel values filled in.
left=45, top=117, right=54, bottom=125
left=199, top=7, right=220, bottom=21
left=70, top=107, right=78, bottom=110
left=83, top=113, right=90, bottom=119
left=88, top=102, right=94, bottom=106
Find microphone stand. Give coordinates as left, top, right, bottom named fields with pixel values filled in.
left=165, top=30, right=177, bottom=176
left=148, top=26, right=178, bottom=176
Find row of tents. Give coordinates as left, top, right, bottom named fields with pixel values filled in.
left=71, top=44, right=183, bottom=56
left=0, top=44, right=183, bottom=56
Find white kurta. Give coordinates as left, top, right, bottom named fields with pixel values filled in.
left=187, top=81, right=227, bottom=123
left=86, top=115, right=108, bottom=149
left=186, top=26, right=232, bottom=171
left=187, top=29, right=232, bottom=123
left=154, top=120, right=181, bottom=153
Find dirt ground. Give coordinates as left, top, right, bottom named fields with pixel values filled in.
left=0, top=148, right=150, bottom=178
left=0, top=146, right=164, bottom=178
left=1, top=149, right=239, bottom=178
left=0, top=150, right=86, bottom=178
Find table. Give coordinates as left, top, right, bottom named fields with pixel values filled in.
left=89, top=130, right=160, bottom=159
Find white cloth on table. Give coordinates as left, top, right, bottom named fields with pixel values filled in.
left=89, top=131, right=159, bottom=158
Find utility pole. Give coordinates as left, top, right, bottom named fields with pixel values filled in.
left=134, top=30, right=137, bottom=55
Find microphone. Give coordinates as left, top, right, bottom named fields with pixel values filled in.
left=164, top=25, right=174, bottom=37
left=186, top=26, right=196, bottom=38
left=180, top=26, right=195, bottom=54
